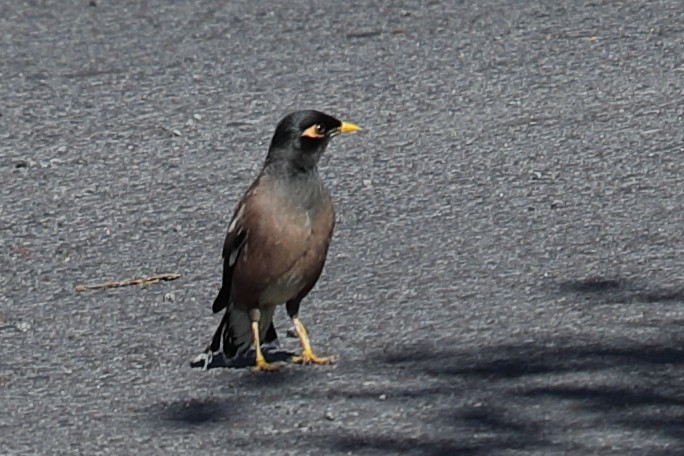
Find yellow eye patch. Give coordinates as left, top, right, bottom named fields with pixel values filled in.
left=302, top=124, right=325, bottom=139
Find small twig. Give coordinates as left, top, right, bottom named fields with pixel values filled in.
left=75, top=273, right=181, bottom=292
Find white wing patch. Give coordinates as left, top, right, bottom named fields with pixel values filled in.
left=227, top=204, right=246, bottom=267
left=228, top=204, right=245, bottom=234
left=229, top=244, right=241, bottom=266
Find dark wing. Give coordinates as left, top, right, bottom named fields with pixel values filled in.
left=212, top=202, right=247, bottom=313
left=207, top=184, right=278, bottom=355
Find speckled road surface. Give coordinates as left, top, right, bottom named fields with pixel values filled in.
left=1, top=1, right=684, bottom=454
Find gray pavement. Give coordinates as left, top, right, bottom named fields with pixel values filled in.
left=1, top=0, right=684, bottom=454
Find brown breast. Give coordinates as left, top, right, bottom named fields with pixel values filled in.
left=231, top=179, right=335, bottom=308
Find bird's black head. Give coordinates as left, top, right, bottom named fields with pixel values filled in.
left=265, top=110, right=360, bottom=173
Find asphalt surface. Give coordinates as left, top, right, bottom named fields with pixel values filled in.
left=2, top=1, right=684, bottom=454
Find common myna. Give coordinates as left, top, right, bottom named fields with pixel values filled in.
left=197, top=110, right=359, bottom=372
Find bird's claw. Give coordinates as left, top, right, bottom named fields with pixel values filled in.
left=189, top=352, right=213, bottom=370
left=251, top=360, right=283, bottom=373
left=292, top=353, right=336, bottom=365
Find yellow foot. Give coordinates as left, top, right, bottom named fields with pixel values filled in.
left=251, top=359, right=283, bottom=373
left=292, top=353, right=336, bottom=365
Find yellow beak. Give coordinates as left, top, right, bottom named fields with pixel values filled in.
left=338, top=121, right=361, bottom=134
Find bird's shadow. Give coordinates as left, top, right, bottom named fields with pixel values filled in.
left=189, top=340, right=295, bottom=370
left=148, top=397, right=241, bottom=427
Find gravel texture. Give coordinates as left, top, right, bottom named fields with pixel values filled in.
left=1, top=0, right=684, bottom=454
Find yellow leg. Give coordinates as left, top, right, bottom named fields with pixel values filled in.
left=250, top=315, right=280, bottom=373
left=291, top=317, right=336, bottom=365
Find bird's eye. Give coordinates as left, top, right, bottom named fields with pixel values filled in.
left=302, top=123, right=326, bottom=139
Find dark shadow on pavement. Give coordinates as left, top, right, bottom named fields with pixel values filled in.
left=149, top=397, right=241, bottom=427
left=558, top=277, right=684, bottom=304
left=316, top=336, right=684, bottom=454
left=524, top=385, right=684, bottom=409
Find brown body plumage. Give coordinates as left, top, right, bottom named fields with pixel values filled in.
left=196, top=110, right=359, bottom=371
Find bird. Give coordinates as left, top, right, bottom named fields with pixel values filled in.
left=196, top=110, right=360, bottom=372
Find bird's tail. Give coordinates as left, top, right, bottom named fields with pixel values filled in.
left=205, top=302, right=278, bottom=358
